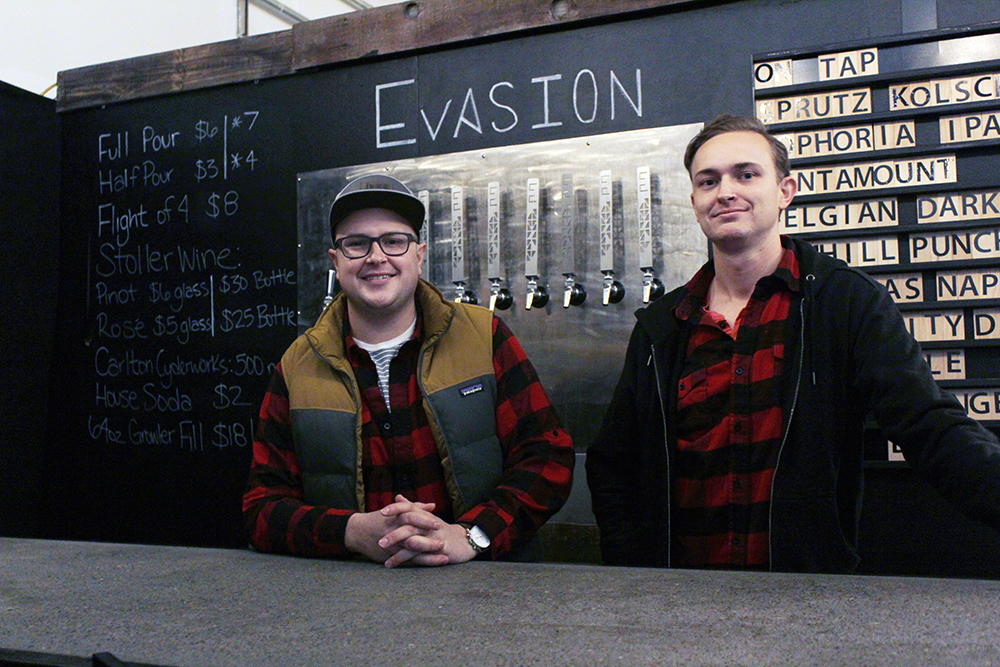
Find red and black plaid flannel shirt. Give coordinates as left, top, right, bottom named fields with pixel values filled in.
left=243, top=315, right=574, bottom=560
left=671, top=240, right=801, bottom=569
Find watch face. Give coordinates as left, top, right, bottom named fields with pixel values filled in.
left=469, top=526, right=490, bottom=549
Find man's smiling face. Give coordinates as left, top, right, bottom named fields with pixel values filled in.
left=689, top=130, right=796, bottom=254
left=329, top=207, right=425, bottom=326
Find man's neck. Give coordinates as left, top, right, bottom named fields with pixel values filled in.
left=346, top=301, right=418, bottom=344
left=708, top=234, right=784, bottom=317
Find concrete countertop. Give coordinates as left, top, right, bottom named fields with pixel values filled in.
left=2, top=538, right=998, bottom=666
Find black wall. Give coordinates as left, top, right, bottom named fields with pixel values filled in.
left=6, top=0, right=999, bottom=577
left=0, top=82, right=60, bottom=537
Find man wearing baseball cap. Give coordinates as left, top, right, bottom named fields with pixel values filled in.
left=244, top=174, right=575, bottom=567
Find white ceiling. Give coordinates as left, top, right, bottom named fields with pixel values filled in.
left=0, top=0, right=402, bottom=98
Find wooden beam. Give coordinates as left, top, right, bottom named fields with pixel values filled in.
left=56, top=0, right=702, bottom=112
left=292, top=0, right=698, bottom=69
left=57, top=31, right=293, bottom=112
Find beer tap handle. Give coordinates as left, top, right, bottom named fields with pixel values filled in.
left=526, top=277, right=549, bottom=310
left=322, top=269, right=336, bottom=310
left=641, top=269, right=665, bottom=303
left=489, top=279, right=513, bottom=311
left=602, top=271, right=625, bottom=306
left=454, top=281, right=478, bottom=305
left=563, top=273, right=586, bottom=308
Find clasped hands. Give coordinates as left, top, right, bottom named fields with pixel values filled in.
left=345, top=494, right=477, bottom=568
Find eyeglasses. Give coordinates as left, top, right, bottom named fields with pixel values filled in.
left=333, top=232, right=418, bottom=259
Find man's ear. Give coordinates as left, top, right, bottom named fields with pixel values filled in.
left=778, top=175, right=797, bottom=209
left=415, top=242, right=426, bottom=276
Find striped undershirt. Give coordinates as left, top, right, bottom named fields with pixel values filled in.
left=353, top=317, right=417, bottom=412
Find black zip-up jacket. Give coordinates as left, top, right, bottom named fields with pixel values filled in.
left=586, top=237, right=1000, bottom=573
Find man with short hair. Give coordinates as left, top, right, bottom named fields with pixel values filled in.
left=245, top=174, right=574, bottom=568
left=586, top=114, right=1000, bottom=573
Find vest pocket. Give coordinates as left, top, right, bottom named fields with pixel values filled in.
left=426, top=373, right=503, bottom=509
left=292, top=408, right=359, bottom=508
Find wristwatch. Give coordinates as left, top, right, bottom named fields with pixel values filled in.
left=462, top=524, right=491, bottom=554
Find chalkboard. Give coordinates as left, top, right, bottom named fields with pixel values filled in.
left=52, top=86, right=298, bottom=545
left=41, top=0, right=1000, bottom=564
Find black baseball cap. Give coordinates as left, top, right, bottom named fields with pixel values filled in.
left=329, top=174, right=425, bottom=243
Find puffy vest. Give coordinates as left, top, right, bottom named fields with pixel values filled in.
left=280, top=280, right=502, bottom=516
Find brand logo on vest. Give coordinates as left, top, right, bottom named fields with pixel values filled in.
left=460, top=382, right=483, bottom=396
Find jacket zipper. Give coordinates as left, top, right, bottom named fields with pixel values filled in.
left=767, top=283, right=809, bottom=570
left=650, top=346, right=672, bottom=568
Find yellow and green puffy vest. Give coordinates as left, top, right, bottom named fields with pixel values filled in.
left=280, top=280, right=502, bottom=516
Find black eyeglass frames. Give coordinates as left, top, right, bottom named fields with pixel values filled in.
left=333, top=232, right=418, bottom=259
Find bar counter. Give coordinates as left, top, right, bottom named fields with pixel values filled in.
left=2, top=538, right=998, bottom=666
